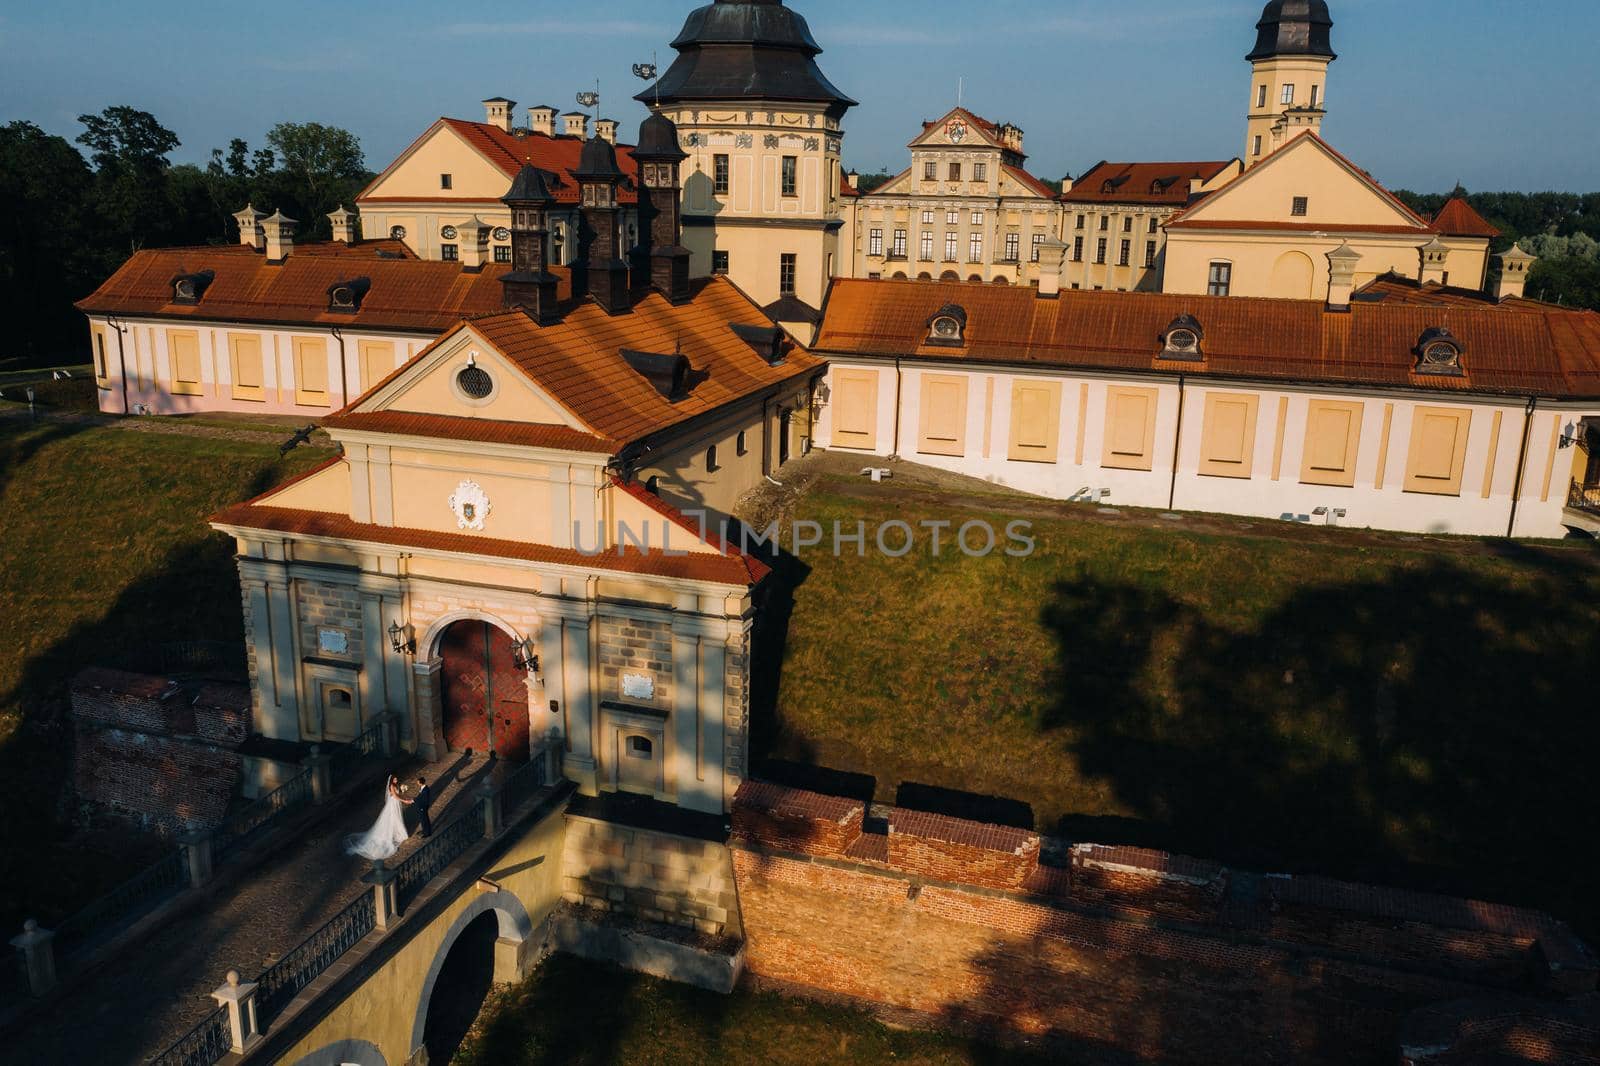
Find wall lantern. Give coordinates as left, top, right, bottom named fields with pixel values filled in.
left=513, top=638, right=540, bottom=675
left=388, top=620, right=416, bottom=655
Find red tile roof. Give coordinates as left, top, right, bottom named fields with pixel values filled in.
left=815, top=277, right=1600, bottom=399
left=209, top=503, right=763, bottom=586
left=1355, top=274, right=1549, bottom=311
left=1429, top=197, right=1502, bottom=238
left=1062, top=161, right=1237, bottom=206
left=1001, top=164, right=1057, bottom=201
left=914, top=107, right=1009, bottom=150
left=362, top=119, right=640, bottom=205
left=322, top=411, right=616, bottom=453
left=610, top=476, right=771, bottom=583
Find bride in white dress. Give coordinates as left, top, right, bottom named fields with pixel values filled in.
left=344, top=774, right=412, bottom=860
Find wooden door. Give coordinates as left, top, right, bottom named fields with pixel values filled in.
left=440, top=621, right=531, bottom=763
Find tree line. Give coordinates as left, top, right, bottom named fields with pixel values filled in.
left=0, top=107, right=370, bottom=364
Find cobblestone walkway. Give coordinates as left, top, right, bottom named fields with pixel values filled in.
left=5, top=753, right=494, bottom=1066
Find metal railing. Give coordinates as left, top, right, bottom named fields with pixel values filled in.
left=149, top=1004, right=232, bottom=1066
left=54, top=847, right=190, bottom=960
left=394, top=796, right=487, bottom=912
left=498, top=750, right=551, bottom=816
left=1568, top=479, right=1600, bottom=515
left=327, top=714, right=389, bottom=789
left=254, top=890, right=376, bottom=1025
left=212, top=768, right=313, bottom=863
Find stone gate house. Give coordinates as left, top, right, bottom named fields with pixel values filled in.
left=209, top=276, right=820, bottom=816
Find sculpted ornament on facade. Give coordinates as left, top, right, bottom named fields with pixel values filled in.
left=735, top=133, right=753, bottom=149
left=448, top=480, right=492, bottom=531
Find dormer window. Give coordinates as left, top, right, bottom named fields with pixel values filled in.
left=1415, top=327, right=1465, bottom=377
left=926, top=303, right=968, bottom=347
left=170, top=270, right=213, bottom=305
left=326, top=277, right=370, bottom=314
left=1159, top=315, right=1205, bottom=361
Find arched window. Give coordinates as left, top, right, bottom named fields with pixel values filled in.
left=625, top=735, right=653, bottom=759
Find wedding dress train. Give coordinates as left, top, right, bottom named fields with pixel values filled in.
left=344, top=787, right=409, bottom=860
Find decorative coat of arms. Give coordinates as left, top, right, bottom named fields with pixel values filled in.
left=947, top=119, right=968, bottom=143
left=448, top=480, right=492, bottom=531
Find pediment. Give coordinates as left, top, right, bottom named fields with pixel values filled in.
left=358, top=121, right=515, bottom=203
left=1177, top=136, right=1425, bottom=230
left=908, top=108, right=1003, bottom=150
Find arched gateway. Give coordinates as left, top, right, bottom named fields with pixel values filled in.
left=437, top=620, right=530, bottom=763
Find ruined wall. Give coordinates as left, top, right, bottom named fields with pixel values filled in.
left=727, top=781, right=1597, bottom=1065
left=560, top=813, right=741, bottom=938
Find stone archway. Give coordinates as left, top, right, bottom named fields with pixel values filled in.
left=291, top=1039, right=388, bottom=1066
left=436, top=619, right=531, bottom=764
left=409, top=891, right=534, bottom=1064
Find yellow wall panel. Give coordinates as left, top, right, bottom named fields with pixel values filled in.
left=1102, top=386, right=1158, bottom=471
left=229, top=334, right=265, bottom=401
left=1198, top=392, right=1258, bottom=478
left=1300, top=399, right=1364, bottom=487
left=1404, top=406, right=1471, bottom=496
left=293, top=336, right=330, bottom=407
left=831, top=369, right=878, bottom=450
left=918, top=374, right=968, bottom=457
left=1007, top=380, right=1061, bottom=463
left=167, top=330, right=203, bottom=395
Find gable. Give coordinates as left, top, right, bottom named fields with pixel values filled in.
left=359, top=122, right=515, bottom=203
left=1176, top=137, right=1424, bottom=231
left=909, top=108, right=1004, bottom=150
left=358, top=326, right=590, bottom=429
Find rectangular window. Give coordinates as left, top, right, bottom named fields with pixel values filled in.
left=1207, top=261, right=1232, bottom=296
left=712, top=250, right=730, bottom=275
left=493, top=245, right=511, bottom=263
left=1281, top=83, right=1295, bottom=105
left=921, top=209, right=934, bottom=224
left=1145, top=240, right=1157, bottom=267
left=1256, top=84, right=1268, bottom=109
left=93, top=330, right=108, bottom=382
left=1310, top=84, right=1321, bottom=108
left=1095, top=238, right=1107, bottom=264
left=1291, top=196, right=1308, bottom=217
left=167, top=330, right=202, bottom=396
left=713, top=154, right=730, bottom=196
left=1404, top=406, right=1472, bottom=496
left=969, top=233, right=983, bottom=262
left=781, top=156, right=797, bottom=197
left=1300, top=399, right=1365, bottom=487
left=1149, top=217, right=1159, bottom=234
left=832, top=368, right=879, bottom=450
left=918, top=373, right=968, bottom=457
left=1102, top=386, right=1159, bottom=471
left=736, top=430, right=748, bottom=456
left=440, top=243, right=459, bottom=261
left=359, top=340, right=395, bottom=391
left=440, top=173, right=453, bottom=190
left=924, top=161, right=937, bottom=181
left=1119, top=240, right=1131, bottom=266
left=946, top=210, right=959, bottom=226
left=779, top=253, right=796, bottom=295
left=1123, top=217, right=1133, bottom=233
left=948, top=162, right=961, bottom=181
left=1004, top=232, right=1020, bottom=261
left=1008, top=379, right=1062, bottom=464
left=293, top=336, right=329, bottom=407
left=1253, top=135, right=1263, bottom=157
left=944, top=232, right=958, bottom=261
left=1032, top=233, right=1045, bottom=262
left=892, top=229, right=907, bottom=257
left=1199, top=393, right=1260, bottom=478
left=974, top=162, right=987, bottom=181
left=869, top=228, right=883, bottom=256
left=1073, top=236, right=1084, bottom=261
left=971, top=210, right=984, bottom=226
left=229, top=334, right=265, bottom=401
left=1076, top=214, right=1086, bottom=230
left=919, top=231, right=933, bottom=260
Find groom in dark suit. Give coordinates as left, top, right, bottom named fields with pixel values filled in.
left=414, top=775, right=434, bottom=838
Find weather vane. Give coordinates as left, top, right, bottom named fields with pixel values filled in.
left=633, top=51, right=660, bottom=108
left=576, top=81, right=600, bottom=123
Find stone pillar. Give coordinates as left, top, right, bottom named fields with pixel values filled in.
left=210, top=970, right=263, bottom=1054
left=672, top=620, right=706, bottom=812
left=180, top=826, right=215, bottom=887
left=562, top=620, right=598, bottom=794
left=10, top=920, right=57, bottom=998
left=378, top=710, right=399, bottom=758
left=366, top=859, right=399, bottom=930
left=263, top=576, right=301, bottom=741
left=413, top=658, right=445, bottom=762
left=480, top=779, right=503, bottom=836
left=544, top=726, right=563, bottom=782
left=304, top=744, right=333, bottom=805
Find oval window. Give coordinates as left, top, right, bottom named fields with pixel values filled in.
left=456, top=365, right=493, bottom=399
left=441, top=225, right=458, bottom=240
left=389, top=225, right=407, bottom=240
left=493, top=227, right=511, bottom=241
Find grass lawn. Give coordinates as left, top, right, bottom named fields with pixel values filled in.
left=455, top=954, right=1049, bottom=1065
left=761, top=462, right=1600, bottom=938
left=0, top=419, right=329, bottom=931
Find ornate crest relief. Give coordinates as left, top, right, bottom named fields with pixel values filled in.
left=947, top=119, right=968, bottom=143
left=448, top=480, right=492, bottom=531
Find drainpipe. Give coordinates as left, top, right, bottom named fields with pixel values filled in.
left=890, top=356, right=904, bottom=459
left=1167, top=374, right=1187, bottom=511
left=107, top=315, right=131, bottom=414
left=331, top=326, right=348, bottom=409
left=1506, top=395, right=1538, bottom=538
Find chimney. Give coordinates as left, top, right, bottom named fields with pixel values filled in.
left=563, top=112, right=588, bottom=139
left=1493, top=242, right=1536, bottom=301
left=1325, top=242, right=1362, bottom=311
left=261, top=210, right=296, bottom=264
left=528, top=105, right=556, bottom=137
left=327, top=204, right=358, bottom=244
left=1036, top=238, right=1068, bottom=299
left=1418, top=235, right=1450, bottom=287
left=458, top=216, right=489, bottom=273
left=483, top=97, right=517, bottom=133
left=633, top=113, right=692, bottom=305
left=233, top=204, right=266, bottom=250
left=500, top=166, right=561, bottom=324
left=595, top=119, right=618, bottom=145
left=573, top=136, right=631, bottom=315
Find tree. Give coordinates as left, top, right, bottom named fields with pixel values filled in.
left=76, top=106, right=181, bottom=252
left=265, top=122, right=366, bottom=238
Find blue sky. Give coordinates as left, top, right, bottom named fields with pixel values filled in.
left=3, top=0, right=1597, bottom=192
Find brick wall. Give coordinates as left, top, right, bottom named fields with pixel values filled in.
left=596, top=615, right=675, bottom=714
left=560, top=814, right=740, bottom=938
left=729, top=782, right=1598, bottom=1065
left=296, top=577, right=365, bottom=663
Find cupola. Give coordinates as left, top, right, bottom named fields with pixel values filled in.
left=1247, top=0, right=1337, bottom=62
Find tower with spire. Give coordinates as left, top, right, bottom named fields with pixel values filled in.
left=1245, top=0, right=1336, bottom=167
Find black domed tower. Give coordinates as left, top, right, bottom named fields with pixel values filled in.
left=632, top=113, right=693, bottom=304
left=636, top=1, right=856, bottom=331
left=1245, top=1, right=1336, bottom=165
left=573, top=135, right=632, bottom=316
left=500, top=165, right=561, bottom=324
